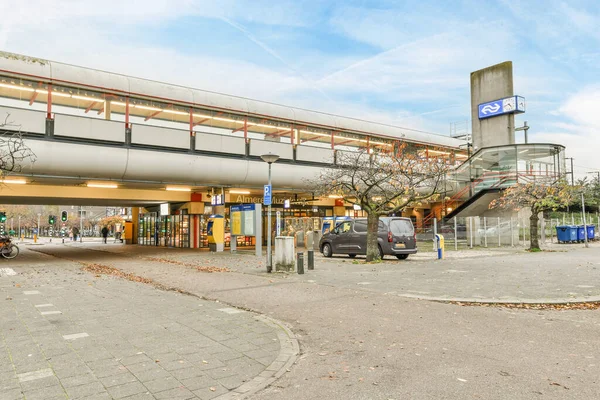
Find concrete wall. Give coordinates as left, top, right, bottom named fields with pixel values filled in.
left=470, top=61, right=515, bottom=152
left=0, top=105, right=46, bottom=135
left=55, top=114, right=124, bottom=142
left=132, top=125, right=189, bottom=149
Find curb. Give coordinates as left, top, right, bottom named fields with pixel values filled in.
left=397, top=292, right=600, bottom=304
left=215, top=315, right=299, bottom=400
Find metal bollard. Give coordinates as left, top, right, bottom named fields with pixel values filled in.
left=297, top=252, right=304, bottom=274
left=307, top=250, right=314, bottom=270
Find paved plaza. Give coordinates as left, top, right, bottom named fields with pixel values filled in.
left=1, top=242, right=600, bottom=399
left=0, top=248, right=297, bottom=400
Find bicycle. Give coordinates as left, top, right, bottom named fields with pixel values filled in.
left=0, top=235, right=19, bottom=259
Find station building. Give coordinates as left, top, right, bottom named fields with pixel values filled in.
left=0, top=53, right=565, bottom=248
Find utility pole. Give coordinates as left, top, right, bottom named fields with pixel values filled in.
left=565, top=157, right=574, bottom=186
left=515, top=121, right=530, bottom=144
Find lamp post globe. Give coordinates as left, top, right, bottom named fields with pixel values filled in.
left=260, top=153, right=280, bottom=273
left=260, top=153, right=280, bottom=164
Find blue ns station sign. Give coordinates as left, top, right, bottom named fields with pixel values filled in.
left=478, top=96, right=525, bottom=119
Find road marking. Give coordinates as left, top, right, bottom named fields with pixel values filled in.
left=63, top=333, right=89, bottom=340
left=35, top=304, right=54, bottom=308
left=357, top=282, right=372, bottom=285
left=446, top=270, right=468, bottom=273
left=218, top=307, right=244, bottom=314
left=17, top=368, right=54, bottom=382
left=577, top=285, right=594, bottom=288
left=0, top=268, right=17, bottom=276
left=23, top=290, right=41, bottom=295
left=41, top=311, right=62, bottom=315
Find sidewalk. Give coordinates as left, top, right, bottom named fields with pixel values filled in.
left=0, top=248, right=297, bottom=400
left=81, top=241, right=600, bottom=303
left=40, top=242, right=600, bottom=400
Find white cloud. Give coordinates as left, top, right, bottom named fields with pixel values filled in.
left=533, top=85, right=600, bottom=174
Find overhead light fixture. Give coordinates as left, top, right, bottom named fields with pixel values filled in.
left=50, top=91, right=72, bottom=98
left=427, top=149, right=451, bottom=155
left=0, top=83, right=34, bottom=92
left=72, top=95, right=100, bottom=102
left=110, top=101, right=127, bottom=107
left=163, top=109, right=188, bottom=116
left=135, top=105, right=162, bottom=112
left=87, top=182, right=118, bottom=189
left=1, top=178, right=27, bottom=184
left=192, top=113, right=213, bottom=119
left=166, top=187, right=191, bottom=192
left=213, top=117, right=243, bottom=123
left=229, top=190, right=251, bottom=194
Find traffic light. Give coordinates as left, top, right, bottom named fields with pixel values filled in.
left=48, top=215, right=55, bottom=224
left=61, top=210, right=68, bottom=222
left=0, top=212, right=6, bottom=223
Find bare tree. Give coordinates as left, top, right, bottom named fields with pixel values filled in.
left=489, top=178, right=573, bottom=251
left=0, top=113, right=36, bottom=178
left=308, top=145, right=449, bottom=261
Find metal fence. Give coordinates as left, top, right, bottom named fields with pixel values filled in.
left=280, top=213, right=600, bottom=251
left=420, top=212, right=600, bottom=250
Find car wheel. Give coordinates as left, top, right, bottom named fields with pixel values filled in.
left=395, top=254, right=409, bottom=260
left=348, top=254, right=356, bottom=258
left=378, top=245, right=384, bottom=260
left=322, top=243, right=333, bottom=258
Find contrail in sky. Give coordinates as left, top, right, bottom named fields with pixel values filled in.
left=220, top=17, right=334, bottom=103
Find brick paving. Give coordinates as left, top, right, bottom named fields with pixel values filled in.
left=0, top=248, right=297, bottom=399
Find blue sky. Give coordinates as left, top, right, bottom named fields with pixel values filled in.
left=2, top=0, right=600, bottom=175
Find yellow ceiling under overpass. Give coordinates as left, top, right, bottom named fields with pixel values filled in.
left=0, top=184, right=192, bottom=206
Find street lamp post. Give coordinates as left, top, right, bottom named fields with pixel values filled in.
left=37, top=213, right=41, bottom=242
left=80, top=206, right=84, bottom=242
left=260, top=152, right=280, bottom=273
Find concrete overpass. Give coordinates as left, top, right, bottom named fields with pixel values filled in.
left=0, top=51, right=467, bottom=209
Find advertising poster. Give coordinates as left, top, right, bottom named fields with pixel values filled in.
left=230, top=205, right=242, bottom=236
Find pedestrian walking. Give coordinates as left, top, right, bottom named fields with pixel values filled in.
left=69, top=229, right=73, bottom=241
left=101, top=226, right=109, bottom=244
left=72, top=226, right=80, bottom=242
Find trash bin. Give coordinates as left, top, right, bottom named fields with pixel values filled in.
left=556, top=225, right=577, bottom=243
left=576, top=225, right=586, bottom=242
left=587, top=225, right=596, bottom=241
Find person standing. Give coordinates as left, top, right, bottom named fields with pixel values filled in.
left=101, top=226, right=109, bottom=244
left=72, top=226, right=80, bottom=242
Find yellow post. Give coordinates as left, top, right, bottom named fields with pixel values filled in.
left=33, top=234, right=37, bottom=243
left=435, top=234, right=445, bottom=259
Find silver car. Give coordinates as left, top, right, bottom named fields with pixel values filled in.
left=319, top=217, right=417, bottom=260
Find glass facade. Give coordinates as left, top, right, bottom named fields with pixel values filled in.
left=138, top=214, right=191, bottom=248
left=450, top=143, right=566, bottom=198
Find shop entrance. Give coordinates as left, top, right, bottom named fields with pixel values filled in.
left=138, top=213, right=193, bottom=248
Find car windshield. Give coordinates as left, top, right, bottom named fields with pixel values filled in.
left=390, top=219, right=414, bottom=236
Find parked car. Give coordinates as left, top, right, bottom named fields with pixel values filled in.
left=319, top=217, right=417, bottom=260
